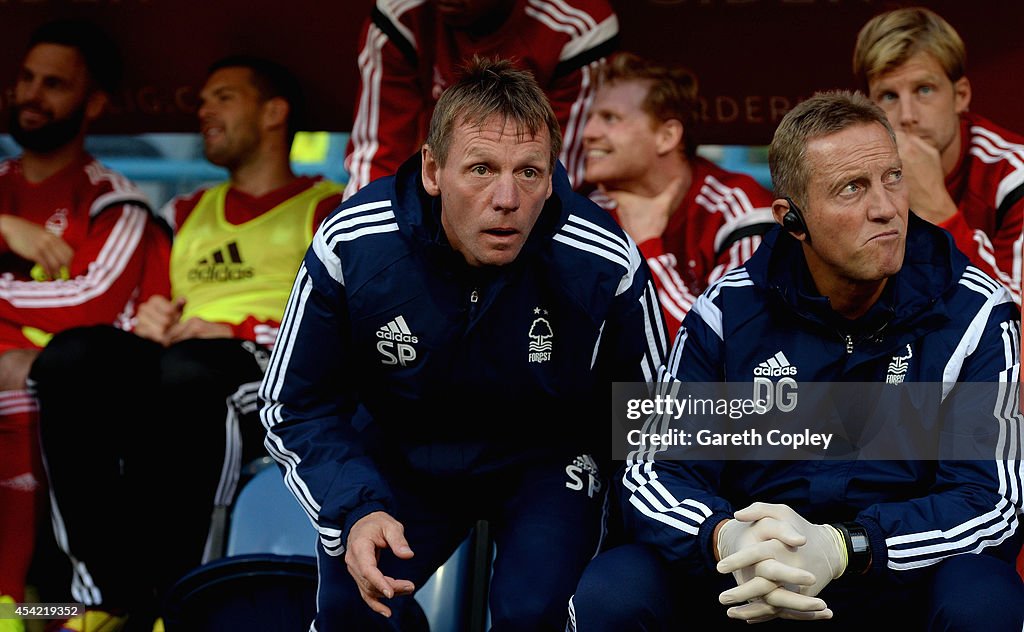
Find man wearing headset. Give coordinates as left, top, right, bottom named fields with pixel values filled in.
left=568, top=90, right=1023, bottom=630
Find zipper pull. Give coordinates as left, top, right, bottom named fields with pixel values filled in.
left=470, top=289, right=479, bottom=304
left=845, top=334, right=853, bottom=354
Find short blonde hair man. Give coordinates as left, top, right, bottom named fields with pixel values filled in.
left=852, top=6, right=1024, bottom=306
left=852, top=6, right=965, bottom=88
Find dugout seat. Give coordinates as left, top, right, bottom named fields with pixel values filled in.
left=164, top=457, right=489, bottom=631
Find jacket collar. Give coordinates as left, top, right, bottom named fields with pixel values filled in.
left=748, top=213, right=960, bottom=335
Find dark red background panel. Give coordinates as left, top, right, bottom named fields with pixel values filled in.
left=0, top=0, right=1020, bottom=145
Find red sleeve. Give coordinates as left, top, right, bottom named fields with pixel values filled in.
left=343, top=14, right=425, bottom=199
left=661, top=169, right=774, bottom=335
left=704, top=173, right=775, bottom=284
left=547, top=1, right=618, bottom=189
left=638, top=236, right=697, bottom=341
left=312, top=193, right=344, bottom=231
left=637, top=237, right=664, bottom=260
left=939, top=210, right=1021, bottom=304
left=547, top=61, right=604, bottom=190
left=228, top=316, right=279, bottom=349
left=0, top=204, right=169, bottom=333
left=588, top=187, right=696, bottom=337
left=989, top=199, right=1022, bottom=304
left=136, top=219, right=172, bottom=306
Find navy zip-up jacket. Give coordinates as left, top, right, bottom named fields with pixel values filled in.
left=623, top=215, right=1022, bottom=584
left=260, top=156, right=667, bottom=557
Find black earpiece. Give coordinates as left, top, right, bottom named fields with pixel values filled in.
left=782, top=197, right=810, bottom=242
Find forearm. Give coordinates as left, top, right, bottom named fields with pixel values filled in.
left=858, top=378, right=1021, bottom=582
left=622, top=458, right=732, bottom=571
left=259, top=238, right=395, bottom=554
left=0, top=207, right=152, bottom=331
left=263, top=416, right=392, bottom=556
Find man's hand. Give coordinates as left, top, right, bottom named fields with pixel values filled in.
left=0, top=215, right=74, bottom=279
left=604, top=176, right=686, bottom=245
left=166, top=317, right=232, bottom=344
left=894, top=130, right=958, bottom=224
left=714, top=515, right=831, bottom=622
left=716, top=503, right=847, bottom=621
left=0, top=348, right=39, bottom=391
left=134, top=296, right=185, bottom=345
left=345, top=511, right=416, bottom=617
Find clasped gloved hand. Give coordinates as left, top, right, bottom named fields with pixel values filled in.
left=714, top=502, right=848, bottom=622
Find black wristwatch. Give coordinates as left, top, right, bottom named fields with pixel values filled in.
left=832, top=521, right=871, bottom=575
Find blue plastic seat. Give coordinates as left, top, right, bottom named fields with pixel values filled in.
left=226, top=461, right=315, bottom=556
left=214, top=459, right=483, bottom=631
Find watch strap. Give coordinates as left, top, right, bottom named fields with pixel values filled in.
left=831, top=521, right=871, bottom=575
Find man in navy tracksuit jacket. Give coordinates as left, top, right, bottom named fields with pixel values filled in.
left=259, top=59, right=666, bottom=631
left=570, top=91, right=1023, bottom=630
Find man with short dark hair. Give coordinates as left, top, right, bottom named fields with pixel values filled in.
left=260, top=57, right=666, bottom=630
left=0, top=19, right=168, bottom=620
left=569, top=90, right=1023, bottom=630
left=31, top=55, right=343, bottom=631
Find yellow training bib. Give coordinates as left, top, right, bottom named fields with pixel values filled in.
left=169, top=181, right=343, bottom=324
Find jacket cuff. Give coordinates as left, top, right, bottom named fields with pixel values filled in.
left=852, top=514, right=888, bottom=579
left=336, top=501, right=390, bottom=556
left=698, top=512, right=733, bottom=573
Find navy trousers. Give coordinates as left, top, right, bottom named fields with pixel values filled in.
left=570, top=543, right=1024, bottom=631
left=314, top=453, right=608, bottom=631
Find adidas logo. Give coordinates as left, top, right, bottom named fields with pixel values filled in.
left=198, top=241, right=243, bottom=265
left=189, top=241, right=254, bottom=282
left=376, top=315, right=418, bottom=366
left=376, top=315, right=418, bottom=344
left=570, top=454, right=600, bottom=476
left=753, top=351, right=797, bottom=377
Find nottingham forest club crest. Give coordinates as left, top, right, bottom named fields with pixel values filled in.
left=885, top=344, right=913, bottom=385
left=528, top=307, right=553, bottom=364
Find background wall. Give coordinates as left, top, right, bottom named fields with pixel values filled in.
left=0, top=0, right=1020, bottom=144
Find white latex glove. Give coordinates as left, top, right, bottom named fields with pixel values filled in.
left=715, top=514, right=833, bottom=622
left=717, top=503, right=848, bottom=621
